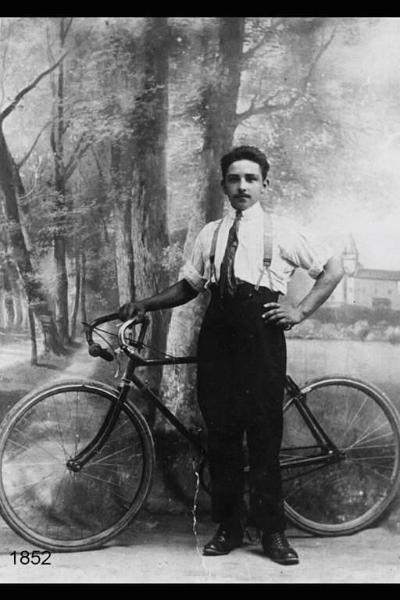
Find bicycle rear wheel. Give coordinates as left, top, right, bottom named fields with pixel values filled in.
left=0, top=380, right=154, bottom=551
left=282, top=377, right=400, bottom=536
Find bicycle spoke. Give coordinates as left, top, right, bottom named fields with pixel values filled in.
left=109, top=419, right=133, bottom=437
left=355, top=463, right=393, bottom=483
left=75, top=391, right=80, bottom=456
left=86, top=461, right=140, bottom=472
left=346, top=460, right=395, bottom=473
left=78, top=471, right=131, bottom=505
left=78, top=469, right=127, bottom=489
left=348, top=443, right=395, bottom=450
left=51, top=470, right=69, bottom=510
left=23, top=401, right=72, bottom=458
left=346, top=422, right=393, bottom=451
left=346, top=454, right=395, bottom=462
left=8, top=471, right=58, bottom=495
left=88, top=446, right=142, bottom=465
left=50, top=397, right=70, bottom=462
left=341, top=396, right=368, bottom=442
left=6, top=434, right=63, bottom=463
left=4, top=461, right=60, bottom=468
left=284, top=466, right=334, bottom=496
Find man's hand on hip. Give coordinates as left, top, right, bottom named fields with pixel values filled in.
left=262, top=302, right=303, bottom=330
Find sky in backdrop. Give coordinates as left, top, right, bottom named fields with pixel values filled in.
left=314, top=17, right=400, bottom=270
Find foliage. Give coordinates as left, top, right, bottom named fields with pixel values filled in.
left=1, top=15, right=399, bottom=347
left=316, top=304, right=400, bottom=327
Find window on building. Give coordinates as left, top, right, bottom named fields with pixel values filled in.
left=372, top=297, right=391, bottom=309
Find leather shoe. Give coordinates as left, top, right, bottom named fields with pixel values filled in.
left=203, top=525, right=243, bottom=556
left=261, top=531, right=299, bottom=565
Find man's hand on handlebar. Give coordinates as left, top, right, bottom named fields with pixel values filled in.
left=118, top=301, right=147, bottom=322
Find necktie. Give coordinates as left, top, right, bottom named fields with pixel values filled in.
left=219, top=209, right=243, bottom=297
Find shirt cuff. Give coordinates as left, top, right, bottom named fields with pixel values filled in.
left=181, top=262, right=206, bottom=292
left=308, top=260, right=327, bottom=279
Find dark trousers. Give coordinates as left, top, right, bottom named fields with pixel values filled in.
left=197, top=283, right=287, bottom=534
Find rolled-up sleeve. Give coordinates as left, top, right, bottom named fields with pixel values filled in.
left=181, top=229, right=208, bottom=292
left=280, top=221, right=333, bottom=279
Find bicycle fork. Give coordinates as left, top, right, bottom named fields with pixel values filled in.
left=66, top=365, right=135, bottom=472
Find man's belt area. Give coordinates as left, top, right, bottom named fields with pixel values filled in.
left=210, top=280, right=278, bottom=301
left=208, top=281, right=292, bottom=330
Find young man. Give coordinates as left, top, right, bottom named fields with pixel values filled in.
left=118, top=146, right=344, bottom=565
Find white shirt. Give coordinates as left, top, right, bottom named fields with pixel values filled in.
left=182, top=201, right=333, bottom=295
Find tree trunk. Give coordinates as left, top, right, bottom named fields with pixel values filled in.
left=0, top=291, right=6, bottom=329
left=70, top=247, right=81, bottom=340
left=52, top=23, right=70, bottom=345
left=128, top=17, right=170, bottom=399
left=80, top=252, right=87, bottom=325
left=54, top=232, right=70, bottom=343
left=2, top=259, right=23, bottom=329
left=28, top=305, right=38, bottom=365
left=111, top=143, right=135, bottom=305
left=161, top=17, right=245, bottom=427
left=0, top=125, right=64, bottom=355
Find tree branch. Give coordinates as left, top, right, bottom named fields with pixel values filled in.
left=62, top=119, right=71, bottom=135
left=16, top=118, right=54, bottom=169
left=46, top=25, right=57, bottom=98
left=237, top=95, right=259, bottom=123
left=0, top=18, right=11, bottom=109
left=0, top=51, right=68, bottom=122
left=64, top=140, right=91, bottom=182
left=62, top=17, right=73, bottom=43
left=50, top=120, right=57, bottom=155
left=63, top=133, right=86, bottom=175
left=236, top=24, right=338, bottom=124
left=303, top=24, right=338, bottom=90
left=91, top=146, right=110, bottom=187
left=242, top=23, right=275, bottom=62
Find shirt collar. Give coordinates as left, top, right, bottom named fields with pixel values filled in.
left=227, top=200, right=263, bottom=222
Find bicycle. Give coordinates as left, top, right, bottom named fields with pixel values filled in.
left=0, top=312, right=399, bottom=552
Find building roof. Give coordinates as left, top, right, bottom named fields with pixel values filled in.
left=343, top=233, right=359, bottom=257
left=355, top=268, right=400, bottom=281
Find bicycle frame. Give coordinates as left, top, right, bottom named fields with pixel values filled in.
left=69, top=316, right=343, bottom=474
left=3, top=315, right=398, bottom=550
left=67, top=350, right=204, bottom=472
left=280, top=375, right=345, bottom=473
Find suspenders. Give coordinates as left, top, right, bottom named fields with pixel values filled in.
left=209, top=209, right=273, bottom=289
left=209, top=219, right=223, bottom=284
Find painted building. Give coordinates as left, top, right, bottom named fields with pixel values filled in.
left=326, top=235, right=400, bottom=310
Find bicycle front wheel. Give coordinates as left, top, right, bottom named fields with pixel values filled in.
left=282, top=377, right=400, bottom=536
left=0, top=380, right=154, bottom=551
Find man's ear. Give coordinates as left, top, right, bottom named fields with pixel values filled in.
left=221, top=179, right=227, bottom=194
left=264, top=178, right=270, bottom=187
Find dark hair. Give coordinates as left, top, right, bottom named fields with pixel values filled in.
left=220, top=145, right=270, bottom=181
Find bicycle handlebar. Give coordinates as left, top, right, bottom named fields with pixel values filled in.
left=118, top=315, right=150, bottom=360
left=84, top=312, right=150, bottom=362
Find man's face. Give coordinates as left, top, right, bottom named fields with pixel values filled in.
left=222, top=159, right=267, bottom=211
